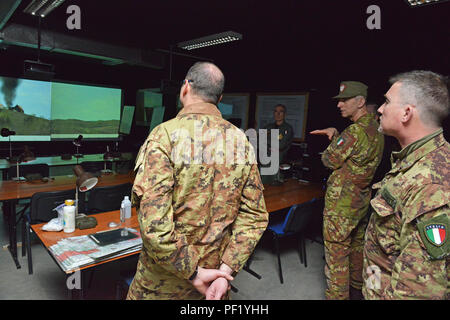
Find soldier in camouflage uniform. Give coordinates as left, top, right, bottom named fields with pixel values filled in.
left=311, top=81, right=384, bottom=300
left=127, top=62, right=269, bottom=300
left=363, top=70, right=449, bottom=300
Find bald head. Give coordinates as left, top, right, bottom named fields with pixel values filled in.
left=185, top=62, right=225, bottom=105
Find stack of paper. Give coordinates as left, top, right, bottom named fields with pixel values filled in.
left=48, top=228, right=142, bottom=272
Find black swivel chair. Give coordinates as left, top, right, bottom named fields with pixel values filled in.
left=5, top=164, right=50, bottom=259
left=23, top=189, right=85, bottom=275
left=266, top=198, right=318, bottom=284
left=79, top=161, right=105, bottom=177
left=7, top=163, right=50, bottom=180
left=86, top=183, right=133, bottom=214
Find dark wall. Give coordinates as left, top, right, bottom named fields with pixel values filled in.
left=1, top=0, right=449, bottom=161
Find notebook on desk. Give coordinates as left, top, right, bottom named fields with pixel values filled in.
left=88, top=228, right=138, bottom=246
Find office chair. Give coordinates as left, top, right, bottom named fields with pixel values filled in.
left=22, top=189, right=85, bottom=275
left=266, top=198, right=318, bottom=284
left=79, top=161, right=105, bottom=176
left=7, top=163, right=49, bottom=180
left=86, top=183, right=133, bottom=214
left=6, top=164, right=50, bottom=259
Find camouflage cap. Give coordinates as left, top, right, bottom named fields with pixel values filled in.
left=333, top=81, right=368, bottom=99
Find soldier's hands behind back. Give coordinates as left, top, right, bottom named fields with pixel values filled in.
left=190, top=266, right=233, bottom=295
left=205, top=277, right=230, bottom=300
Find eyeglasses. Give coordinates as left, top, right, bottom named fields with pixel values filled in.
left=180, top=79, right=194, bottom=86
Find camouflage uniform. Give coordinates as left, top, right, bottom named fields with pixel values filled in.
left=322, top=113, right=384, bottom=299
left=363, top=129, right=449, bottom=300
left=127, top=102, right=269, bottom=300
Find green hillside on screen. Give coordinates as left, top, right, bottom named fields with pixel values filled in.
left=0, top=109, right=50, bottom=135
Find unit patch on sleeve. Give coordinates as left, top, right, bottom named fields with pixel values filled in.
left=417, top=214, right=449, bottom=260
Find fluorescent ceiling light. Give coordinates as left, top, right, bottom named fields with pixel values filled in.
left=405, top=0, right=449, bottom=7
left=177, top=31, right=243, bottom=50
left=23, top=0, right=65, bottom=17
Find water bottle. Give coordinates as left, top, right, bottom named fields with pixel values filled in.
left=63, top=199, right=76, bottom=233
left=122, top=196, right=132, bottom=219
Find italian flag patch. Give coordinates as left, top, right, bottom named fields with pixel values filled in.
left=425, top=224, right=446, bottom=246
left=337, top=137, right=344, bottom=146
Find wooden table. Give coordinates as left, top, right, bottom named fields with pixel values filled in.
left=31, top=208, right=139, bottom=299
left=31, top=207, right=139, bottom=273
left=1, top=172, right=135, bottom=270
left=263, top=179, right=325, bottom=213
left=30, top=179, right=324, bottom=273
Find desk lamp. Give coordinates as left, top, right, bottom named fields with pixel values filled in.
left=73, top=135, right=84, bottom=163
left=73, top=165, right=98, bottom=216
left=1, top=128, right=16, bottom=160
left=1, top=128, right=26, bottom=181
left=11, top=146, right=37, bottom=182
left=102, top=145, right=114, bottom=174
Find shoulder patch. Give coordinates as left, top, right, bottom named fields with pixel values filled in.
left=335, top=130, right=357, bottom=150
left=417, top=214, right=449, bottom=260
left=380, top=187, right=397, bottom=209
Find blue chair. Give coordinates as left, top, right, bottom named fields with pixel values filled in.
left=267, top=198, right=318, bottom=284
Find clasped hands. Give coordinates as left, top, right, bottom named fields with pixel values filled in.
left=190, top=265, right=234, bottom=300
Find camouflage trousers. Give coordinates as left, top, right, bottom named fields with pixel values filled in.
left=323, top=214, right=368, bottom=300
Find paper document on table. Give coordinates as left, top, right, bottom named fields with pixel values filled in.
left=49, top=228, right=142, bottom=272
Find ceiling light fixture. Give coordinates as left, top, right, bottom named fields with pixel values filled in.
left=177, top=31, right=243, bottom=51
left=405, top=0, right=449, bottom=7
left=23, top=0, right=65, bottom=18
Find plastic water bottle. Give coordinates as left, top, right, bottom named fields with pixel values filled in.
left=122, top=196, right=132, bottom=219
left=63, top=199, right=76, bottom=233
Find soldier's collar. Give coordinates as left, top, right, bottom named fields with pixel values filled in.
left=390, top=128, right=444, bottom=170
left=177, top=102, right=222, bottom=117
left=354, top=112, right=372, bottom=124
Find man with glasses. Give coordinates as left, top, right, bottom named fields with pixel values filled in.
left=362, top=70, right=449, bottom=300
left=311, top=81, right=384, bottom=300
left=127, top=62, right=268, bottom=300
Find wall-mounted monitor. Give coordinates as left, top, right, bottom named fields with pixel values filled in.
left=119, top=105, right=135, bottom=135
left=0, top=75, right=122, bottom=142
